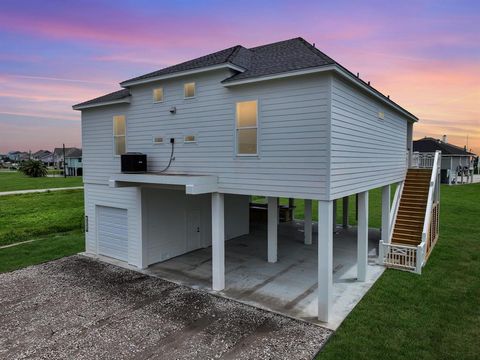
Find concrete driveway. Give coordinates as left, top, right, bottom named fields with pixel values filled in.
left=0, top=256, right=331, bottom=359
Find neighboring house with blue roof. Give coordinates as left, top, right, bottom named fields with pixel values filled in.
left=414, top=136, right=477, bottom=184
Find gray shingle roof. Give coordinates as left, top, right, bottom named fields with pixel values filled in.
left=222, top=38, right=334, bottom=83
left=413, top=137, right=476, bottom=156
left=120, top=45, right=249, bottom=86
left=53, top=147, right=82, bottom=158
left=73, top=89, right=130, bottom=109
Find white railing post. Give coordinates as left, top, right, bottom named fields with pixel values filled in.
left=378, top=241, right=385, bottom=265
left=415, top=243, right=424, bottom=274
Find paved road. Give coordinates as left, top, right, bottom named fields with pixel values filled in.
left=0, top=256, right=331, bottom=359
left=0, top=186, right=83, bottom=196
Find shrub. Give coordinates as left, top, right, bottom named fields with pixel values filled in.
left=19, top=160, right=48, bottom=177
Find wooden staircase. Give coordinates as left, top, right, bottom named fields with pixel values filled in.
left=391, top=169, right=432, bottom=247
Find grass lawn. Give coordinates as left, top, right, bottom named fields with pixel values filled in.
left=0, top=171, right=82, bottom=192
left=0, top=230, right=84, bottom=273
left=254, top=184, right=396, bottom=228
left=0, top=189, right=84, bottom=246
left=318, top=183, right=480, bottom=360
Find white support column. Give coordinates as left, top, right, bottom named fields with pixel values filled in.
left=268, top=196, right=278, bottom=263
left=381, top=185, right=390, bottom=242
left=211, top=192, right=225, bottom=291
left=333, top=199, right=337, bottom=233
left=318, top=200, right=333, bottom=323
left=137, top=186, right=147, bottom=269
left=357, top=191, right=369, bottom=282
left=342, top=197, right=349, bottom=229
left=304, top=199, right=312, bottom=245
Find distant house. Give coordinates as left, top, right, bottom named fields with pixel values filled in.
left=53, top=147, right=82, bottom=176
left=7, top=151, right=29, bottom=162
left=65, top=148, right=82, bottom=176
left=33, top=150, right=54, bottom=166
left=413, top=136, right=477, bottom=184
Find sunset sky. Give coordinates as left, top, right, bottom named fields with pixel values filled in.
left=0, top=0, right=479, bottom=154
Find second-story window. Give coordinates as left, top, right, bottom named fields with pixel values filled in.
left=184, top=82, right=195, bottom=99
left=236, top=100, right=257, bottom=155
left=153, top=88, right=164, bottom=103
left=113, top=115, right=126, bottom=156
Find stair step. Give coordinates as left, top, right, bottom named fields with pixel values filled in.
left=392, top=235, right=421, bottom=245
left=396, top=216, right=424, bottom=224
left=394, top=228, right=423, bottom=237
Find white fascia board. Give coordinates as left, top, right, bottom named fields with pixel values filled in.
left=72, top=97, right=131, bottom=111
left=223, top=65, right=418, bottom=123
left=222, top=65, right=337, bottom=87
left=120, top=63, right=245, bottom=87
left=109, top=173, right=218, bottom=194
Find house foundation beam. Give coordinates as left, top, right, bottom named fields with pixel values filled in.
left=318, top=200, right=333, bottom=322
left=381, top=185, right=390, bottom=242
left=357, top=191, right=369, bottom=282
left=304, top=199, right=312, bottom=245
left=211, top=192, right=225, bottom=291
left=268, top=197, right=278, bottom=263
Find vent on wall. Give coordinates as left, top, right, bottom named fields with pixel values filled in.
left=378, top=111, right=385, bottom=120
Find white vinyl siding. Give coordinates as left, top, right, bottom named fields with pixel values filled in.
left=82, top=70, right=330, bottom=199
left=236, top=100, right=258, bottom=155
left=84, top=183, right=142, bottom=267
left=328, top=75, right=409, bottom=199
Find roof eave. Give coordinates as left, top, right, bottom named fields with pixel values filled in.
left=222, top=64, right=418, bottom=123
left=72, top=97, right=131, bottom=111
left=120, top=63, right=246, bottom=88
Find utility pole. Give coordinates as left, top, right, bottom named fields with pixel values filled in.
left=63, top=143, right=67, bottom=178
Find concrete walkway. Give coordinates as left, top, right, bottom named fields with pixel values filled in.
left=0, top=186, right=83, bottom=196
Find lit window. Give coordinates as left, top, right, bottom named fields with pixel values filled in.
left=153, top=88, right=164, bottom=103
left=153, top=136, right=164, bottom=144
left=184, top=82, right=195, bottom=98
left=184, top=135, right=196, bottom=143
left=236, top=100, right=257, bottom=155
left=113, top=115, right=126, bottom=155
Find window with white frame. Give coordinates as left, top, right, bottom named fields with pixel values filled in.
left=153, top=88, right=164, bottom=102
left=184, top=82, right=195, bottom=98
left=113, top=115, right=126, bottom=155
left=236, top=100, right=257, bottom=155
left=184, top=135, right=196, bottom=143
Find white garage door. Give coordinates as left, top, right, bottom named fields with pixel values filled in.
left=97, top=206, right=128, bottom=262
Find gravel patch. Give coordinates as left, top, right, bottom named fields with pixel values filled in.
left=0, top=256, right=332, bottom=359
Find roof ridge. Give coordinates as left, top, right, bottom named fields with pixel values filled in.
left=248, top=37, right=304, bottom=51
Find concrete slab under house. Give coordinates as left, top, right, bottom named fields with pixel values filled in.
left=74, top=37, right=442, bottom=329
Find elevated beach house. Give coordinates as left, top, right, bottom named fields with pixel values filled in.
left=73, top=38, right=440, bottom=324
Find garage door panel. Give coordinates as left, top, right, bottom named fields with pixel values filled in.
left=97, top=206, right=128, bottom=262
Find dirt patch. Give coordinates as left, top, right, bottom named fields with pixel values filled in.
left=0, top=256, right=332, bottom=359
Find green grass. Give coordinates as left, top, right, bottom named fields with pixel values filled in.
left=318, top=183, right=480, bottom=360
left=0, top=189, right=84, bottom=246
left=254, top=185, right=396, bottom=227
left=0, top=230, right=84, bottom=273
left=0, top=171, right=82, bottom=192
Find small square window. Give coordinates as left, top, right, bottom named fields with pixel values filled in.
left=184, top=135, right=196, bottom=143
left=153, top=88, right=163, bottom=103
left=184, top=82, right=195, bottom=99
left=153, top=136, right=164, bottom=144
